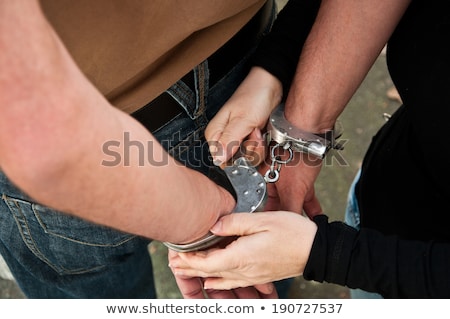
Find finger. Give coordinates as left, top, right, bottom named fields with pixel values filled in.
left=255, top=283, right=278, bottom=299
left=168, top=250, right=207, bottom=299
left=232, top=287, right=263, bottom=299
left=254, top=283, right=275, bottom=295
left=203, top=288, right=239, bottom=299
left=169, top=250, right=213, bottom=280
left=260, top=286, right=279, bottom=299
left=205, top=108, right=230, bottom=142
left=241, top=128, right=266, bottom=166
left=263, top=182, right=281, bottom=211
left=174, top=275, right=240, bottom=299
left=173, top=276, right=208, bottom=299
left=202, top=278, right=279, bottom=298
left=208, top=118, right=256, bottom=166
left=174, top=248, right=236, bottom=275
left=171, top=266, right=219, bottom=279
left=206, top=286, right=260, bottom=299
left=173, top=214, right=275, bottom=277
left=303, top=192, right=323, bottom=219
left=203, top=277, right=252, bottom=291
left=205, top=109, right=230, bottom=166
left=210, top=213, right=269, bottom=237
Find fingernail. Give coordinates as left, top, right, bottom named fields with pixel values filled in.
left=213, top=158, right=223, bottom=166
left=255, top=128, right=262, bottom=140
left=210, top=220, right=223, bottom=233
left=213, top=155, right=226, bottom=166
left=209, top=143, right=218, bottom=155
left=209, top=140, right=225, bottom=161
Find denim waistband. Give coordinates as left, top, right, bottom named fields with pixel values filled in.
left=131, top=0, right=275, bottom=133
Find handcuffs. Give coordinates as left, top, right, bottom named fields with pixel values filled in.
left=163, top=157, right=267, bottom=252
left=163, top=103, right=343, bottom=252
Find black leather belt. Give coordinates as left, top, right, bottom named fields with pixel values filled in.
left=132, top=0, right=274, bottom=133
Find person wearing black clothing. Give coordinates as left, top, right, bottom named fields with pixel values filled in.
left=169, top=0, right=450, bottom=298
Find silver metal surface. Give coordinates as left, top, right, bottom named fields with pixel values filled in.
left=264, top=143, right=294, bottom=183
left=267, top=104, right=343, bottom=159
left=164, top=158, right=267, bottom=252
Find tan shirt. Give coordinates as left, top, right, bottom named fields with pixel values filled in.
left=39, top=0, right=266, bottom=114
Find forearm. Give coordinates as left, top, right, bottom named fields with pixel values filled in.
left=285, top=0, right=411, bottom=132
left=251, top=0, right=321, bottom=97
left=305, top=215, right=450, bottom=298
left=0, top=0, right=235, bottom=244
left=6, top=111, right=235, bottom=244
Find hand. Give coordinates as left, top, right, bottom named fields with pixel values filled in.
left=206, top=66, right=322, bottom=217
left=262, top=151, right=323, bottom=217
left=206, top=67, right=282, bottom=166
left=169, top=211, right=318, bottom=291
left=168, top=249, right=278, bottom=298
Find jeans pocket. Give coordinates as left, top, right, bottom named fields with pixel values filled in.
left=2, top=194, right=140, bottom=275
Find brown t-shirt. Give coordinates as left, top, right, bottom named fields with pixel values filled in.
left=39, top=0, right=266, bottom=113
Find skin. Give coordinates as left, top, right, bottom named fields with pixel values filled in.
left=170, top=211, right=317, bottom=290
left=0, top=0, right=280, bottom=299
left=0, top=1, right=236, bottom=245
left=169, top=0, right=411, bottom=293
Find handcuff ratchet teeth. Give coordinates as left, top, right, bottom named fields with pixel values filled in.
left=163, top=157, right=267, bottom=253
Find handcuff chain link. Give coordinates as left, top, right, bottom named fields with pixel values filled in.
left=264, top=143, right=294, bottom=183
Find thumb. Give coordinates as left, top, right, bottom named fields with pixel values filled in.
left=303, top=192, right=323, bottom=219
left=210, top=213, right=267, bottom=237
left=255, top=283, right=277, bottom=297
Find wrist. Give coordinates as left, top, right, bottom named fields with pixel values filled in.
left=284, top=101, right=336, bottom=135
left=283, top=88, right=340, bottom=134
left=171, top=170, right=236, bottom=245
left=216, top=183, right=237, bottom=218
left=244, top=66, right=283, bottom=110
left=195, top=178, right=236, bottom=239
left=165, top=158, right=266, bottom=252
left=295, top=215, right=318, bottom=276
left=266, top=104, right=343, bottom=159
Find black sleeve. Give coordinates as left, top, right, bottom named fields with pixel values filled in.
left=252, top=0, right=321, bottom=97
left=303, top=215, right=450, bottom=298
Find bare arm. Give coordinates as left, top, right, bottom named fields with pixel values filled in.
left=285, top=0, right=411, bottom=132
left=0, top=0, right=235, bottom=244
left=269, top=0, right=412, bottom=217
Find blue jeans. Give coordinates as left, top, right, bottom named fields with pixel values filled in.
left=344, top=170, right=382, bottom=299
left=0, top=8, right=276, bottom=299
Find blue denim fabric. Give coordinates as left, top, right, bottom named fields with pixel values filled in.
left=0, top=6, right=276, bottom=299
left=0, top=56, right=249, bottom=299
left=153, top=58, right=251, bottom=175
left=344, top=170, right=382, bottom=299
left=0, top=183, right=154, bottom=298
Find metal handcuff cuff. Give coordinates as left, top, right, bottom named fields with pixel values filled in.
left=264, top=103, right=344, bottom=183
left=163, top=103, right=343, bottom=252
left=163, top=157, right=267, bottom=252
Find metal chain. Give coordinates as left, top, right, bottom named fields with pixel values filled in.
left=264, top=143, right=294, bottom=183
